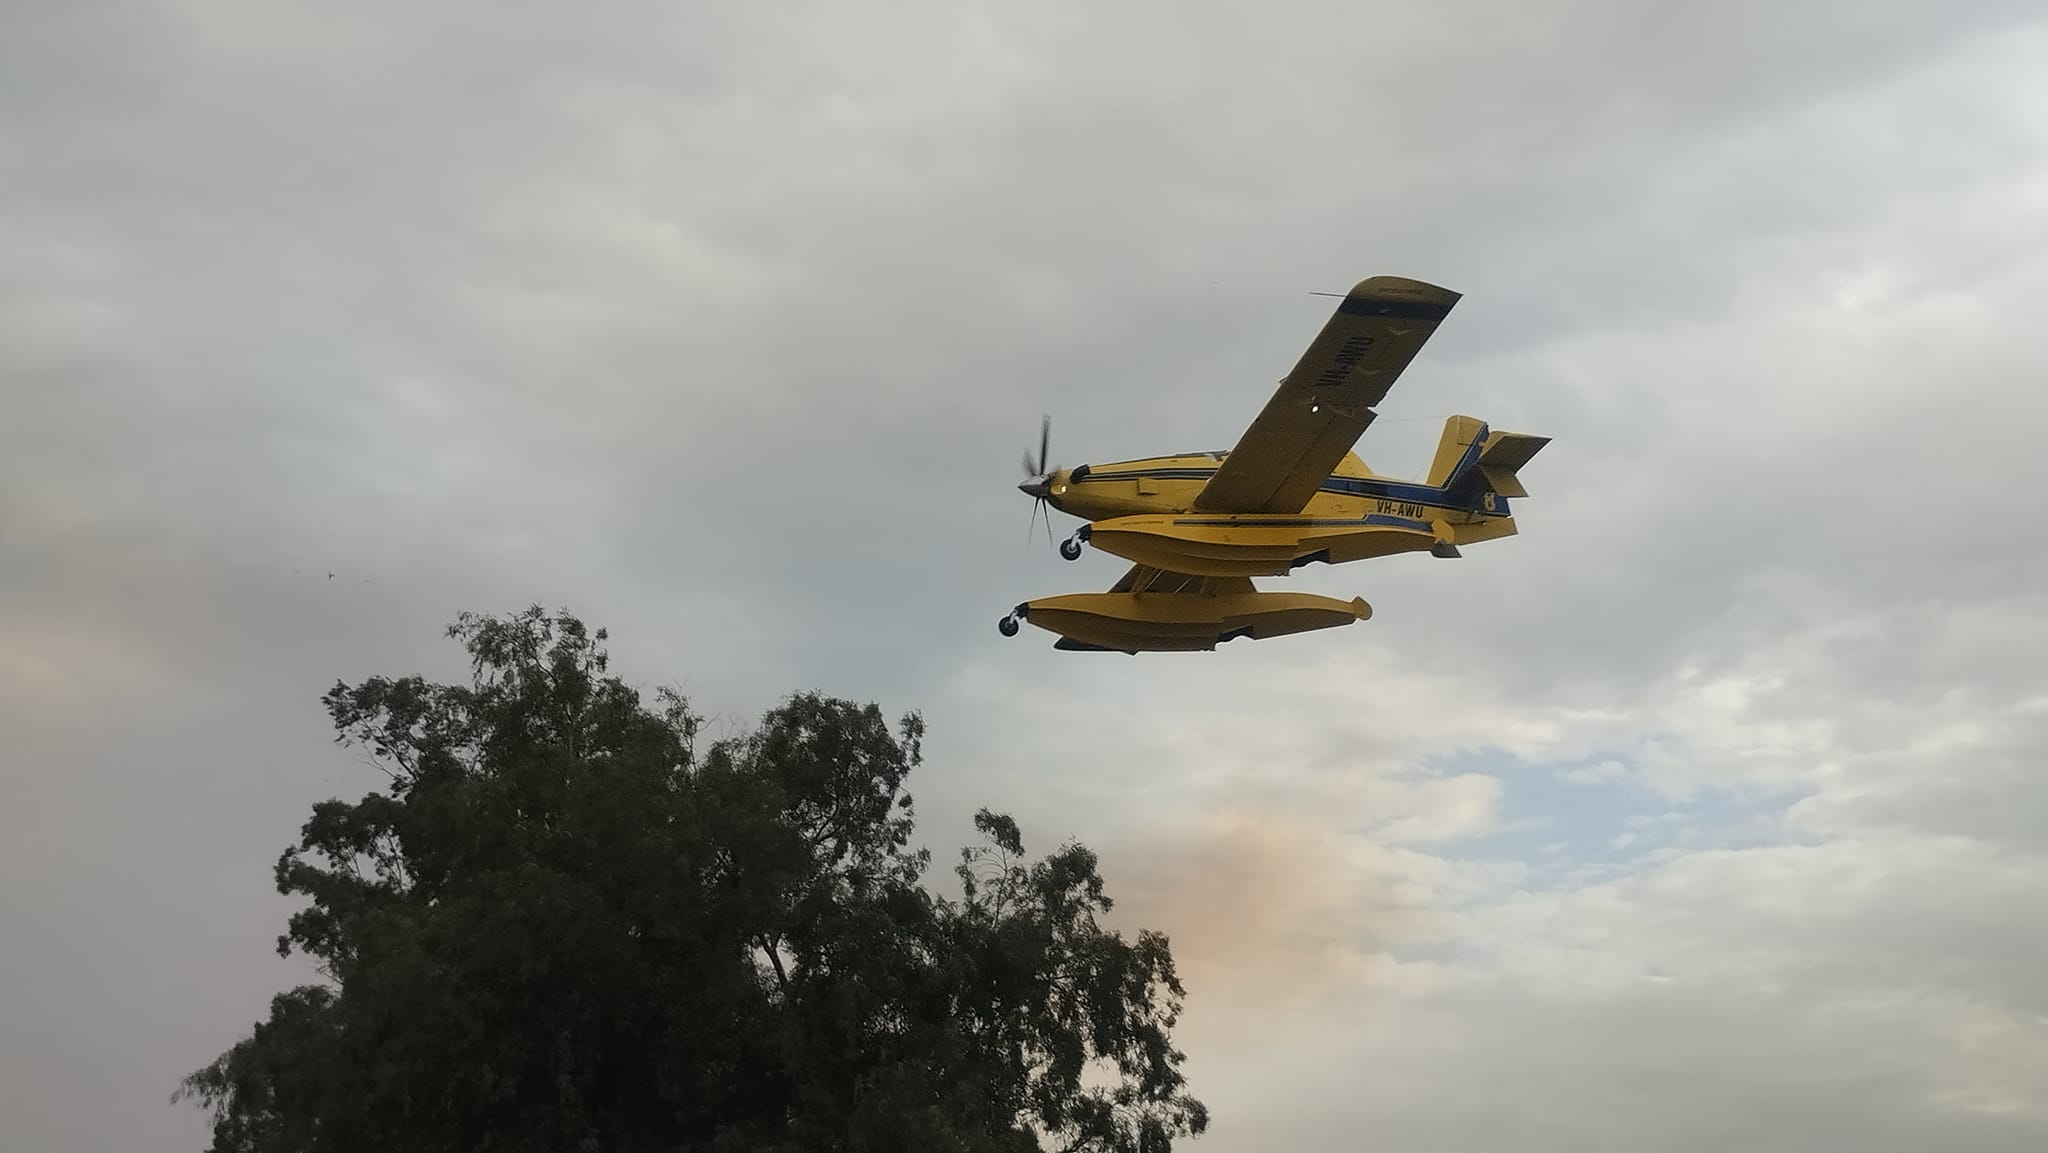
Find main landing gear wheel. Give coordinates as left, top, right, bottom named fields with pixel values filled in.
left=998, top=615, right=1019, bottom=637
left=1059, top=536, right=1083, bottom=561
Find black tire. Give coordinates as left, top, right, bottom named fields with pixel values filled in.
left=998, top=616, right=1020, bottom=637
left=1059, top=538, right=1083, bottom=560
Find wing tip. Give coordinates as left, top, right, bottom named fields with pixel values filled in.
left=1342, top=275, right=1462, bottom=318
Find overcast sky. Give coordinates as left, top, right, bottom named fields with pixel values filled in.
left=6, top=1, right=2048, bottom=1149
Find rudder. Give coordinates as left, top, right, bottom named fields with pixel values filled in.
left=1425, top=415, right=1488, bottom=487
left=1425, top=415, right=1490, bottom=487
left=1429, top=415, right=1550, bottom=504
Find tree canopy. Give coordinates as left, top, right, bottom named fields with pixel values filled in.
left=179, top=607, right=1207, bottom=1152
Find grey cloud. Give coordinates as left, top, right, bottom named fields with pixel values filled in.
left=7, top=2, right=2048, bottom=1150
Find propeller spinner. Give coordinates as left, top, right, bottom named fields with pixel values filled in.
left=1019, top=415, right=1059, bottom=545
left=1018, top=415, right=1052, bottom=496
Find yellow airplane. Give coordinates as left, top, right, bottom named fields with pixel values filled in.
left=1000, top=275, right=1548, bottom=653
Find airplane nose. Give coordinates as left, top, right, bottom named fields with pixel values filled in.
left=1019, top=479, right=1049, bottom=499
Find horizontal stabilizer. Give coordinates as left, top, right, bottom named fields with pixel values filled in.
left=1478, top=467, right=1525, bottom=498
left=1474, top=432, right=1549, bottom=498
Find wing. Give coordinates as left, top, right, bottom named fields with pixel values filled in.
left=1192, top=276, right=1461, bottom=514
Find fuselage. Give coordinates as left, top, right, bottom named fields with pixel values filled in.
left=1032, top=449, right=1512, bottom=528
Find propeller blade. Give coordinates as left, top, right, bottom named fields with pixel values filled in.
left=1038, top=416, right=1050, bottom=476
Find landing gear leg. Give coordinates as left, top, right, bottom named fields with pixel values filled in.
left=1429, top=520, right=1461, bottom=559
left=1060, top=527, right=1087, bottom=561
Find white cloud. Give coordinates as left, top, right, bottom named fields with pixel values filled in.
left=1563, top=759, right=1630, bottom=786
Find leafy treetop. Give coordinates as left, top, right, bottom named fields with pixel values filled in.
left=180, top=606, right=1207, bottom=1153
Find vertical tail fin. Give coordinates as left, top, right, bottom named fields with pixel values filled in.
left=1425, top=415, right=1488, bottom=488
left=1428, top=415, right=1550, bottom=506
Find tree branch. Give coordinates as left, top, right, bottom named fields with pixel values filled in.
left=759, top=934, right=791, bottom=998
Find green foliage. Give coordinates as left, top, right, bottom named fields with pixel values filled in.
left=179, top=607, right=1207, bottom=1152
